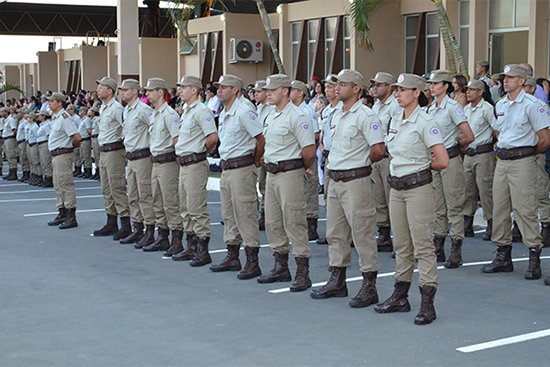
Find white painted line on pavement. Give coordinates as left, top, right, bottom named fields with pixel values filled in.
left=0, top=195, right=104, bottom=203
left=0, top=186, right=100, bottom=195
left=456, top=328, right=550, bottom=353
left=24, top=208, right=106, bottom=217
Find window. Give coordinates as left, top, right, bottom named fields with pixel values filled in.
left=343, top=16, right=351, bottom=70
left=307, top=19, right=320, bottom=80
left=425, top=12, right=440, bottom=74
left=489, top=0, right=530, bottom=30
left=210, top=32, right=218, bottom=61
left=405, top=15, right=419, bottom=73
left=199, top=33, right=208, bottom=66
left=324, top=17, right=337, bottom=76
left=459, top=0, right=469, bottom=64
left=291, top=21, right=301, bottom=79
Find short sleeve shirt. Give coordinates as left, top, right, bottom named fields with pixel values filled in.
left=218, top=99, right=263, bottom=160
left=123, top=99, right=153, bottom=152
left=149, top=102, right=180, bottom=156
left=426, top=95, right=467, bottom=149
left=2, top=116, right=17, bottom=138
left=27, top=123, right=38, bottom=144
left=16, top=120, right=27, bottom=141
left=257, top=103, right=275, bottom=127
left=98, top=98, right=124, bottom=145
left=386, top=106, right=444, bottom=177
left=494, top=90, right=550, bottom=149
left=78, top=117, right=91, bottom=139
left=91, top=116, right=100, bottom=135
left=298, top=101, right=320, bottom=133
left=327, top=100, right=385, bottom=170
left=263, top=101, right=315, bottom=164
left=175, top=99, right=217, bottom=156
left=372, top=94, right=401, bottom=137
left=48, top=109, right=78, bottom=151
left=320, top=102, right=342, bottom=151
left=464, top=100, right=496, bottom=149
left=36, top=121, right=51, bottom=143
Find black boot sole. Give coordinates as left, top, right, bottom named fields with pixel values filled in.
left=257, top=275, right=292, bottom=284
left=310, top=288, right=348, bottom=299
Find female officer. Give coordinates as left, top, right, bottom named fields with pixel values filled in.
left=374, top=73, right=449, bottom=325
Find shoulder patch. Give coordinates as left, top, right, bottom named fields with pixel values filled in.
left=371, top=122, right=380, bottom=131
left=248, top=112, right=257, bottom=121
left=203, top=115, right=214, bottom=124
left=172, top=115, right=180, bottom=127
left=302, top=123, right=310, bottom=130
left=456, top=107, right=464, bottom=116
left=62, top=113, right=69, bottom=119
left=430, top=127, right=440, bottom=136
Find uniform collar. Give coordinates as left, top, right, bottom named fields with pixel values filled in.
left=380, top=94, right=396, bottom=106
left=52, top=108, right=66, bottom=119
left=343, top=99, right=363, bottom=114
left=127, top=98, right=140, bottom=111
left=224, top=98, right=241, bottom=117
left=404, top=105, right=422, bottom=124
left=504, top=89, right=526, bottom=104
left=154, top=102, right=168, bottom=115
left=102, top=97, right=115, bottom=109
left=434, top=94, right=451, bottom=109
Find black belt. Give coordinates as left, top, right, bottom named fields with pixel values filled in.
left=264, top=159, right=304, bottom=174
left=17, top=139, right=26, bottom=144
left=176, top=152, right=207, bottom=166
left=38, top=141, right=48, bottom=145
left=220, top=154, right=254, bottom=170
left=29, top=142, right=37, bottom=147
left=388, top=169, right=433, bottom=191
left=99, top=141, right=125, bottom=152
left=464, top=143, right=494, bottom=157
left=3, top=136, right=15, bottom=140
left=80, top=137, right=91, bottom=141
left=50, top=147, right=74, bottom=157
left=329, top=166, right=372, bottom=182
left=497, top=146, right=536, bottom=160
left=322, top=150, right=330, bottom=159
left=152, top=151, right=177, bottom=164
left=446, top=145, right=460, bottom=159
left=126, top=148, right=151, bottom=161
left=91, top=134, right=99, bottom=138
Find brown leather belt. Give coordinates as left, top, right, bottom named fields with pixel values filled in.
left=152, top=151, right=177, bottom=164
left=38, top=141, right=48, bottom=145
left=99, top=141, right=124, bottom=152
left=464, top=143, right=494, bottom=157
left=17, top=139, right=26, bottom=144
left=264, top=158, right=304, bottom=174
left=447, top=145, right=460, bottom=159
left=91, top=134, right=99, bottom=138
left=220, top=154, right=254, bottom=170
left=497, top=146, right=536, bottom=160
left=126, top=148, right=151, bottom=161
left=50, top=147, right=74, bottom=157
left=388, top=169, right=433, bottom=191
left=329, top=166, right=372, bottom=182
left=80, top=137, right=91, bottom=142
left=176, top=152, right=207, bottom=166
left=322, top=150, right=330, bottom=159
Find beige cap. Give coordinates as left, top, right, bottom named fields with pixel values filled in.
left=47, top=93, right=66, bottom=102
left=16, top=107, right=29, bottom=114
left=66, top=104, right=76, bottom=110
left=392, top=73, right=426, bottom=90
left=177, top=75, right=202, bottom=89
left=466, top=79, right=485, bottom=90
left=144, top=78, right=168, bottom=90
left=253, top=80, right=266, bottom=92
left=263, top=74, right=292, bottom=90
left=214, top=74, right=243, bottom=89
left=291, top=80, right=309, bottom=96
left=476, top=60, right=490, bottom=68
left=28, top=111, right=36, bottom=119
left=79, top=107, right=88, bottom=113
left=90, top=104, right=101, bottom=113
left=525, top=77, right=537, bottom=87
left=370, top=72, right=396, bottom=85
left=335, top=69, right=366, bottom=88
left=427, top=70, right=452, bottom=83
left=323, top=74, right=337, bottom=85
left=501, top=64, right=528, bottom=78
left=38, top=110, right=51, bottom=117
left=96, top=76, right=117, bottom=92
left=119, top=78, right=140, bottom=90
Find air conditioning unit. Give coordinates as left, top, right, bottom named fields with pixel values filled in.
left=229, top=38, right=263, bottom=63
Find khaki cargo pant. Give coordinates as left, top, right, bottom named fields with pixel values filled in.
left=26, top=143, right=33, bottom=174
left=30, top=144, right=42, bottom=177
left=371, top=157, right=391, bottom=227
left=127, top=157, right=155, bottom=225
left=179, top=159, right=211, bottom=238
left=221, top=164, right=260, bottom=248
left=390, top=183, right=438, bottom=287
left=73, top=147, right=81, bottom=167
left=39, top=142, right=52, bottom=177
left=433, top=156, right=465, bottom=240
left=3, top=138, right=17, bottom=169
left=18, top=141, right=29, bottom=171
left=258, top=166, right=267, bottom=212
left=80, top=139, right=93, bottom=169
left=463, top=152, right=495, bottom=220
left=326, top=175, right=378, bottom=272
left=305, top=156, right=319, bottom=219
left=265, top=168, right=311, bottom=258
left=151, top=161, right=182, bottom=230
left=52, top=152, right=77, bottom=209
left=492, top=156, right=542, bottom=248
left=99, top=149, right=130, bottom=217
left=91, top=137, right=100, bottom=173
left=536, top=154, right=550, bottom=223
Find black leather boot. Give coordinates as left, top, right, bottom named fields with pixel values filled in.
left=172, top=233, right=198, bottom=261
left=72, top=165, right=81, bottom=177
left=81, top=168, right=93, bottom=178
left=143, top=227, right=170, bottom=252
left=134, top=224, right=155, bottom=249
left=464, top=216, right=474, bottom=237
left=163, top=229, right=184, bottom=258
left=524, top=247, right=542, bottom=280
left=307, top=218, right=319, bottom=241
left=59, top=208, right=78, bottom=229
left=190, top=237, right=212, bottom=267
left=374, top=281, right=411, bottom=313
left=377, top=226, right=393, bottom=252
left=481, top=246, right=513, bottom=273
left=120, top=222, right=144, bottom=244
left=257, top=252, right=292, bottom=283
left=483, top=219, right=492, bottom=241
left=113, top=216, right=132, bottom=241
left=19, top=170, right=30, bottom=182
left=310, top=266, right=348, bottom=299
left=4, top=168, right=17, bottom=181
left=433, top=235, right=446, bottom=263
left=541, top=223, right=550, bottom=248
left=349, top=271, right=378, bottom=308
left=93, top=214, right=118, bottom=236
left=237, top=247, right=262, bottom=280
left=444, top=238, right=463, bottom=269
left=43, top=176, right=53, bottom=187
left=210, top=244, right=241, bottom=272
left=414, top=286, right=437, bottom=325
left=290, top=257, right=312, bottom=292
left=47, top=208, right=67, bottom=226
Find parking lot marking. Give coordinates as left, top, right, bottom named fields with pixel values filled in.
left=456, top=328, right=550, bottom=353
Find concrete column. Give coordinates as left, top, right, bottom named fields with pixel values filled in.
left=469, top=0, right=489, bottom=76
left=440, top=0, right=459, bottom=72
left=528, top=0, right=549, bottom=76
left=117, top=0, right=140, bottom=82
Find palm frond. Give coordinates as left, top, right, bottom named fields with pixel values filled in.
left=0, top=83, right=24, bottom=96
left=348, top=0, right=385, bottom=51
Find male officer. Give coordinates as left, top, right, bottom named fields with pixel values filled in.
left=90, top=103, right=101, bottom=180
left=16, top=108, right=30, bottom=182
left=370, top=72, right=400, bottom=252
left=257, top=74, right=316, bottom=292
left=77, top=107, right=93, bottom=178
left=93, top=77, right=132, bottom=240
left=142, top=78, right=184, bottom=254
left=118, top=79, right=156, bottom=248
left=172, top=76, right=218, bottom=264
left=482, top=65, right=550, bottom=280
left=475, top=60, right=491, bottom=86
left=66, top=105, right=82, bottom=177
left=210, top=74, right=265, bottom=278
left=311, top=69, right=386, bottom=307
left=2, top=107, right=18, bottom=180
left=46, top=93, right=81, bottom=229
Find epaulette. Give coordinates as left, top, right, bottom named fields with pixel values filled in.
left=62, top=113, right=69, bottom=119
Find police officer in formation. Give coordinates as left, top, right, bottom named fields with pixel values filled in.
left=2, top=107, right=18, bottom=180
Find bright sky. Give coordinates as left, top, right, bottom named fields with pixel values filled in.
left=0, top=0, right=174, bottom=64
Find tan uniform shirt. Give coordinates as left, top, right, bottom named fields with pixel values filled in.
left=98, top=98, right=124, bottom=145
left=2, top=115, right=17, bottom=138
left=257, top=103, right=275, bottom=127
left=48, top=109, right=78, bottom=151
left=372, top=94, right=401, bottom=137
left=327, top=100, right=384, bottom=170
left=149, top=102, right=180, bottom=156
left=465, top=99, right=496, bottom=149
left=91, top=116, right=100, bottom=135
left=123, top=98, right=153, bottom=152
left=175, top=99, right=217, bottom=156
left=426, top=95, right=466, bottom=149
left=263, top=101, right=315, bottom=164
left=298, top=101, right=320, bottom=132
left=219, top=99, right=263, bottom=160
left=386, top=106, right=443, bottom=177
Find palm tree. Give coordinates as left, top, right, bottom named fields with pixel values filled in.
left=0, top=83, right=24, bottom=97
